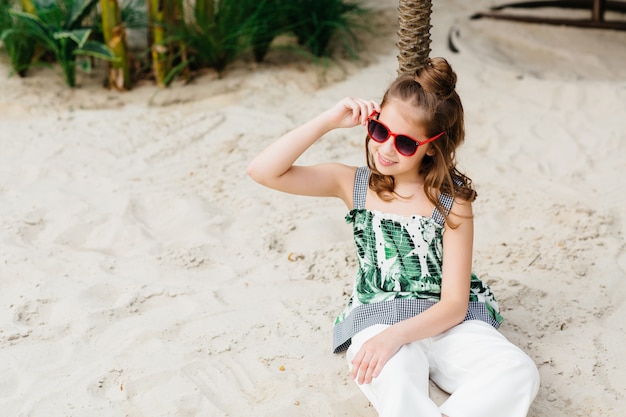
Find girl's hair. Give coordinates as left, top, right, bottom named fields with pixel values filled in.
left=366, top=57, right=477, bottom=226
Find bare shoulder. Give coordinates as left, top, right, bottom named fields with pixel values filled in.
left=450, top=197, right=473, bottom=217
left=318, top=163, right=358, bottom=206
left=445, top=197, right=474, bottom=233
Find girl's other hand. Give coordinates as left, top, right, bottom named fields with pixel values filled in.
left=327, top=97, right=380, bottom=130
left=350, top=329, right=403, bottom=385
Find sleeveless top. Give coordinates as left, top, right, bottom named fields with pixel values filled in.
left=332, top=166, right=503, bottom=353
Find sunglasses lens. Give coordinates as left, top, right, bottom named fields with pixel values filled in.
left=367, top=116, right=421, bottom=156
left=395, top=136, right=418, bottom=156
left=368, top=120, right=388, bottom=142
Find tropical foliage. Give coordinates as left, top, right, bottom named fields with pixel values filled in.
left=0, top=0, right=369, bottom=89
left=0, top=0, right=36, bottom=76
left=1, top=0, right=117, bottom=86
left=285, top=0, right=366, bottom=58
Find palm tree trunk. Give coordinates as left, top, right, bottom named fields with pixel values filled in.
left=148, top=0, right=187, bottom=87
left=397, top=0, right=433, bottom=75
left=148, top=0, right=168, bottom=87
left=100, top=0, right=131, bottom=90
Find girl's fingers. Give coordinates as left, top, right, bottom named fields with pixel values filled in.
left=342, top=97, right=380, bottom=126
left=353, top=103, right=363, bottom=123
left=340, top=98, right=362, bottom=124
left=351, top=350, right=380, bottom=384
left=360, top=100, right=378, bottom=125
left=351, top=350, right=369, bottom=380
left=360, top=100, right=380, bottom=125
left=357, top=360, right=369, bottom=384
left=356, top=100, right=368, bottom=125
left=349, top=98, right=366, bottom=123
left=358, top=356, right=379, bottom=384
left=371, top=357, right=386, bottom=379
left=350, top=349, right=365, bottom=378
left=359, top=360, right=372, bottom=384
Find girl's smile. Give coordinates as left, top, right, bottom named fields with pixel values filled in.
left=377, top=150, right=397, bottom=167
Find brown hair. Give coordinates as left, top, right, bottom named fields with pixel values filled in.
left=366, top=57, right=477, bottom=226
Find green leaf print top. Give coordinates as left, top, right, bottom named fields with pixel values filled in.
left=332, top=167, right=503, bottom=353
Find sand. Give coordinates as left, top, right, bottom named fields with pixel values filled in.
left=1, top=0, right=625, bottom=416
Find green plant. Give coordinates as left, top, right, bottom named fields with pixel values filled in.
left=119, top=0, right=145, bottom=30
left=1, top=24, right=37, bottom=76
left=0, top=0, right=11, bottom=31
left=0, top=0, right=38, bottom=76
left=243, top=0, right=288, bottom=63
left=5, top=0, right=117, bottom=86
left=174, top=0, right=257, bottom=75
left=285, top=0, right=366, bottom=58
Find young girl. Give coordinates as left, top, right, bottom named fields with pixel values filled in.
left=247, top=57, right=539, bottom=417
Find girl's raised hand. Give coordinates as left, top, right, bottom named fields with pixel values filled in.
left=247, top=95, right=379, bottom=197
left=326, top=97, right=380, bottom=130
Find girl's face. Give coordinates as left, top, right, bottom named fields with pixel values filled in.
left=367, top=101, right=434, bottom=181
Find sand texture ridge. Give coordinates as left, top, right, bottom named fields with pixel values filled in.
left=1, top=0, right=625, bottom=416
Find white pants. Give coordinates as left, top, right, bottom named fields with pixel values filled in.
left=346, top=321, right=539, bottom=417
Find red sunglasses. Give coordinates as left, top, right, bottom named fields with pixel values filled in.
left=366, top=111, right=445, bottom=156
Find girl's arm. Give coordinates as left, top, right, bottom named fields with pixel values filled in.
left=350, top=199, right=474, bottom=384
left=247, top=97, right=379, bottom=203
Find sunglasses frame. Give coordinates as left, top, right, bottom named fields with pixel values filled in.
left=366, top=110, right=445, bottom=157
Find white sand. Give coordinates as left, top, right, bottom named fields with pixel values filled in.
left=1, top=1, right=625, bottom=416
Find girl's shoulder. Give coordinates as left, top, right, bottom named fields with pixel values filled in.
left=321, top=162, right=359, bottom=184
left=317, top=162, right=359, bottom=207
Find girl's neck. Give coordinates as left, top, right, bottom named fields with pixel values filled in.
left=366, top=178, right=434, bottom=217
left=393, top=174, right=425, bottom=196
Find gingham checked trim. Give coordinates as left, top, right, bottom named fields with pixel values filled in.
left=332, top=299, right=501, bottom=353
left=352, top=166, right=369, bottom=210
left=352, top=166, right=452, bottom=226
left=431, top=193, right=453, bottom=226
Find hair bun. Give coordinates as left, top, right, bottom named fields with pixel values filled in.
left=415, top=57, right=457, bottom=99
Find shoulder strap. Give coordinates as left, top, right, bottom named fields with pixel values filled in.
left=354, top=167, right=458, bottom=223
left=431, top=178, right=463, bottom=226
left=353, top=166, right=370, bottom=209
left=431, top=193, right=454, bottom=226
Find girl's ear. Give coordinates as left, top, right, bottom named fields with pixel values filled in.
left=426, top=145, right=437, bottom=157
